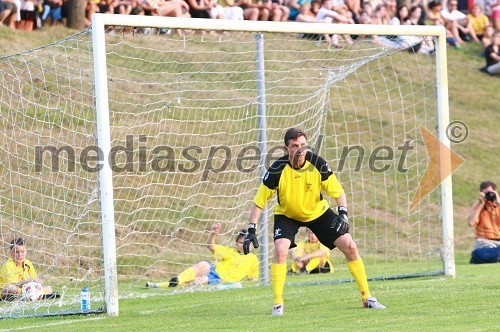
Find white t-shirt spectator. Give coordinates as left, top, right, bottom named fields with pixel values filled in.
left=441, top=8, right=467, bottom=21
left=21, top=0, right=35, bottom=11
left=316, top=7, right=341, bottom=22
left=331, top=0, right=346, bottom=7
left=389, top=16, right=401, bottom=25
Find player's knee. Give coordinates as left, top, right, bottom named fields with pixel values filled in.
left=195, top=260, right=211, bottom=273
left=274, top=246, right=289, bottom=263
left=274, top=252, right=288, bottom=263
left=2, top=285, right=18, bottom=295
left=343, top=241, right=359, bottom=260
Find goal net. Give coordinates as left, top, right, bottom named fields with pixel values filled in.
left=0, top=15, right=452, bottom=318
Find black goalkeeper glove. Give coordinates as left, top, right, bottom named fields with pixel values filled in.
left=331, top=206, right=349, bottom=235
left=243, top=224, right=259, bottom=255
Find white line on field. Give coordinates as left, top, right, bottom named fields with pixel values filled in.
left=0, top=316, right=106, bottom=331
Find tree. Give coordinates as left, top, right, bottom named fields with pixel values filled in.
left=67, top=0, right=87, bottom=30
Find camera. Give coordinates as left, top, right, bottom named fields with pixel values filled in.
left=485, top=191, right=496, bottom=202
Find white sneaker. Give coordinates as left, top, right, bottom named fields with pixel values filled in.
left=146, top=281, right=158, bottom=288
left=272, top=304, right=284, bottom=316
left=363, top=297, right=386, bottom=309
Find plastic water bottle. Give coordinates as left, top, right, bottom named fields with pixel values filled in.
left=80, top=286, right=90, bottom=311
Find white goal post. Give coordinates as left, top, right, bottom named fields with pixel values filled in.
left=91, top=14, right=453, bottom=317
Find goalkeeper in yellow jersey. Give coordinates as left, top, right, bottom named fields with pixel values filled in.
left=289, top=228, right=333, bottom=274
left=146, top=223, right=259, bottom=288
left=243, top=127, right=386, bottom=316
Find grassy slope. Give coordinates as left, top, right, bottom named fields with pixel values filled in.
left=0, top=27, right=78, bottom=56
left=441, top=43, right=500, bottom=251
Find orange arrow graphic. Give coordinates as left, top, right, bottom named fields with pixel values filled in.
left=410, top=126, right=465, bottom=209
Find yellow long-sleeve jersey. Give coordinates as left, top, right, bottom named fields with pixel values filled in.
left=253, top=151, right=344, bottom=222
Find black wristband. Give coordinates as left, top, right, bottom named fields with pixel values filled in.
left=338, top=206, right=348, bottom=216
left=248, top=224, right=256, bottom=234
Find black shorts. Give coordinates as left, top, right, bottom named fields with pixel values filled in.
left=114, top=5, right=129, bottom=14
left=190, top=9, right=211, bottom=19
left=2, top=2, right=17, bottom=12
left=20, top=10, right=36, bottom=21
left=98, top=4, right=110, bottom=13
left=274, top=208, right=344, bottom=250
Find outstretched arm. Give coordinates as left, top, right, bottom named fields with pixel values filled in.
left=332, top=193, right=349, bottom=235
left=249, top=203, right=263, bottom=226
left=243, top=204, right=263, bottom=254
left=207, top=223, right=220, bottom=253
left=335, top=193, right=347, bottom=208
left=297, top=248, right=328, bottom=262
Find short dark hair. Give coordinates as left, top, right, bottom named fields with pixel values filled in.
left=480, top=181, right=496, bottom=191
left=284, top=128, right=307, bottom=146
left=428, top=0, right=442, bottom=9
left=9, top=238, right=26, bottom=250
left=236, top=230, right=247, bottom=242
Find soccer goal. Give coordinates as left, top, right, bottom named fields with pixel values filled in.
left=0, top=14, right=453, bottom=318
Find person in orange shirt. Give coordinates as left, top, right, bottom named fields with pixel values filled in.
left=467, top=181, right=500, bottom=264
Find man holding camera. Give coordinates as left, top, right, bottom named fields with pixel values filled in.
left=467, top=181, right=500, bottom=264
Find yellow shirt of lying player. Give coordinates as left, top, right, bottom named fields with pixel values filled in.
left=253, top=151, right=344, bottom=222
left=0, top=258, right=37, bottom=290
left=213, top=244, right=259, bottom=283
left=296, top=239, right=331, bottom=259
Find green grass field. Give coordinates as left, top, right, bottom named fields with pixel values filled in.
left=1, top=25, right=499, bottom=331
left=0, top=253, right=498, bottom=331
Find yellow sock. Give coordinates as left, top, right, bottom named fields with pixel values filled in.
left=306, top=257, right=321, bottom=272
left=178, top=267, right=196, bottom=285
left=347, top=258, right=371, bottom=301
left=271, top=263, right=287, bottom=305
left=156, top=267, right=196, bottom=288
left=156, top=281, right=170, bottom=288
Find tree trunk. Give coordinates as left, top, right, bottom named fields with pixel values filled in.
left=66, top=0, right=87, bottom=30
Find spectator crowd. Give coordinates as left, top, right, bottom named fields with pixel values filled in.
left=0, top=0, right=499, bottom=73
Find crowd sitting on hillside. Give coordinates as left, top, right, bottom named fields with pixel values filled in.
left=0, top=0, right=498, bottom=73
